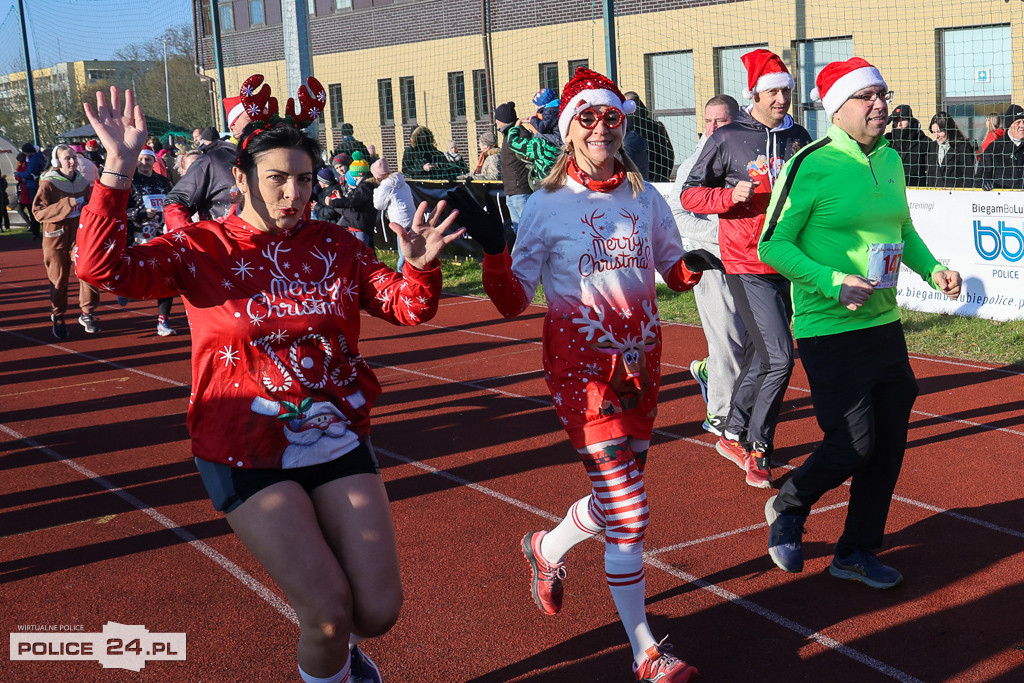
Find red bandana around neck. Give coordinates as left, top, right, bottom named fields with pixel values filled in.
left=567, top=156, right=627, bottom=192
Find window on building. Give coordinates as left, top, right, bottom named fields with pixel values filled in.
left=567, top=59, right=589, bottom=78
left=378, top=78, right=394, bottom=125
left=940, top=24, right=1012, bottom=144
left=539, top=62, right=558, bottom=92
left=793, top=37, right=852, bottom=139
left=448, top=71, right=466, bottom=121
left=307, top=0, right=315, bottom=14
left=86, top=69, right=117, bottom=83
left=219, top=1, right=234, bottom=31
left=328, top=83, right=344, bottom=127
left=249, top=0, right=265, bottom=25
left=399, top=76, right=417, bottom=124
left=472, top=69, right=490, bottom=121
left=715, top=43, right=769, bottom=104
left=645, top=51, right=697, bottom=157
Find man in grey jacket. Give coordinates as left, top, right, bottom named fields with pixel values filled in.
left=669, top=95, right=744, bottom=438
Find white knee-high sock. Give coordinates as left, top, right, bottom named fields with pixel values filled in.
left=606, top=540, right=656, bottom=664
left=299, top=659, right=350, bottom=683
left=540, top=495, right=605, bottom=564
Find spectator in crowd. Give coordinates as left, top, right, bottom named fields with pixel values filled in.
left=313, top=166, right=345, bottom=223
left=622, top=125, right=651, bottom=181
left=148, top=137, right=169, bottom=177
left=14, top=153, right=32, bottom=231
left=979, top=107, right=1024, bottom=190
left=528, top=88, right=562, bottom=146
left=372, top=157, right=416, bottom=271
left=925, top=114, right=977, bottom=188
left=84, top=139, right=105, bottom=167
left=32, top=144, right=99, bottom=337
left=15, top=142, right=46, bottom=238
left=0, top=172, right=10, bottom=232
left=191, top=127, right=203, bottom=148
left=884, top=104, right=929, bottom=187
left=669, top=94, right=743, bottom=438
left=623, top=91, right=675, bottom=182
left=333, top=122, right=369, bottom=159
left=176, top=149, right=202, bottom=177
left=329, top=151, right=379, bottom=251
left=494, top=101, right=532, bottom=234
left=445, top=140, right=465, bottom=168
left=980, top=112, right=1005, bottom=152
left=465, top=132, right=502, bottom=180
left=332, top=152, right=352, bottom=180
left=401, top=126, right=466, bottom=180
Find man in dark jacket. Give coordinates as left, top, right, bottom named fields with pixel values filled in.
left=495, top=101, right=532, bottom=235
left=163, top=127, right=238, bottom=229
left=333, top=123, right=369, bottom=159
left=884, top=104, right=930, bottom=187
left=681, top=49, right=811, bottom=489
left=14, top=142, right=45, bottom=237
left=624, top=92, right=675, bottom=182
left=979, top=106, right=1024, bottom=190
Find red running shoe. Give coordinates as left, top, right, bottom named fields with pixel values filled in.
left=715, top=435, right=750, bottom=469
left=745, top=443, right=773, bottom=489
left=521, top=531, right=566, bottom=616
left=634, top=643, right=700, bottom=682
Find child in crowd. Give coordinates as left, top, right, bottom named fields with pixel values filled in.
left=371, top=157, right=416, bottom=271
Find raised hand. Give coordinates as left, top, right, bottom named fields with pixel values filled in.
left=82, top=87, right=147, bottom=185
left=391, top=200, right=465, bottom=270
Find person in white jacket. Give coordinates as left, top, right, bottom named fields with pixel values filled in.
left=371, top=158, right=417, bottom=271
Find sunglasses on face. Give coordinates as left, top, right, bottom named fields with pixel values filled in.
left=575, top=107, right=625, bottom=129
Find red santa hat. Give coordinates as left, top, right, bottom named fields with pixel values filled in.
left=810, top=57, right=886, bottom=118
left=741, top=49, right=795, bottom=99
left=223, top=95, right=246, bottom=128
left=557, top=66, right=637, bottom=142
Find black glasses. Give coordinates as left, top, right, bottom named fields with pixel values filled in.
left=575, top=107, right=625, bottom=129
left=848, top=90, right=894, bottom=104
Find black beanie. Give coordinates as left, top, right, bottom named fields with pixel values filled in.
left=494, top=102, right=518, bottom=124
left=1003, top=104, right=1024, bottom=129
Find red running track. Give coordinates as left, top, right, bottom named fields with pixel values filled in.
left=1, top=236, right=1023, bottom=682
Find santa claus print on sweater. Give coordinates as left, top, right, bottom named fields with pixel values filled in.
left=77, top=183, right=441, bottom=469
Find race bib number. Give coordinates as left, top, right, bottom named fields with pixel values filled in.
left=866, top=242, right=904, bottom=289
left=143, top=194, right=166, bottom=211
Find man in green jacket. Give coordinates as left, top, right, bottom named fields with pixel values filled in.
left=758, top=57, right=961, bottom=589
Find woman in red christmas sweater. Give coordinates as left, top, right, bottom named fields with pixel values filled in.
left=454, top=68, right=717, bottom=683
left=76, top=82, right=462, bottom=683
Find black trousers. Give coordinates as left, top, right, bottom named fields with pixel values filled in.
left=773, top=321, right=918, bottom=556
left=724, top=273, right=794, bottom=450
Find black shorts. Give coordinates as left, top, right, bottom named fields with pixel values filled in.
left=195, top=441, right=380, bottom=513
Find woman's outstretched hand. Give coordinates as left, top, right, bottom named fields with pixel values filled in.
left=83, top=87, right=147, bottom=186
left=391, top=200, right=465, bottom=271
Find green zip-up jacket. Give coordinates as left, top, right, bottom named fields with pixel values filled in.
left=758, top=124, right=946, bottom=339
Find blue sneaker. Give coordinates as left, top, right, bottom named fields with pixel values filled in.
left=350, top=644, right=382, bottom=683
left=702, top=413, right=725, bottom=436
left=766, top=495, right=805, bottom=572
left=689, top=358, right=709, bottom=405
left=829, top=549, right=904, bottom=589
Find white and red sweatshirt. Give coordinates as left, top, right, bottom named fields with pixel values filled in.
left=482, top=177, right=699, bottom=450
left=77, top=183, right=442, bottom=469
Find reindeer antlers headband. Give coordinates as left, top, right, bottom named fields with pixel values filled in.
left=238, top=74, right=327, bottom=154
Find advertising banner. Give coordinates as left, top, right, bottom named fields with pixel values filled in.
left=904, top=189, right=1024, bottom=321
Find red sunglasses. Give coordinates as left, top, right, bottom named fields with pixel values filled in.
left=575, top=107, right=625, bottom=129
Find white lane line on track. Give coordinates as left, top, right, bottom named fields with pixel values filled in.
left=367, top=360, right=1024, bottom=542
left=0, top=422, right=299, bottom=626
left=379, top=446, right=924, bottom=683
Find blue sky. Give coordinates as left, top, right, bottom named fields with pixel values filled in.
left=0, top=0, right=192, bottom=73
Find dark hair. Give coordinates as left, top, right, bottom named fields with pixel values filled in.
left=235, top=123, right=322, bottom=176
left=340, top=122, right=354, bottom=136
left=929, top=114, right=966, bottom=141
left=706, top=94, right=740, bottom=118
left=16, top=152, right=25, bottom=162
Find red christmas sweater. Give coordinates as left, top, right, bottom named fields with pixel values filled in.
left=77, top=183, right=442, bottom=469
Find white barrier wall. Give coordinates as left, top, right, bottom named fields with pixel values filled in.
left=655, top=184, right=1024, bottom=322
